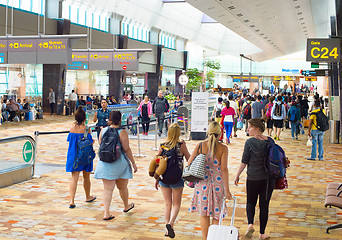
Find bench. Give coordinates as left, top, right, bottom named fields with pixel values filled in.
left=325, top=183, right=342, bottom=233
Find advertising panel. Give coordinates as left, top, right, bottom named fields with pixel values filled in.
left=191, top=92, right=209, bottom=132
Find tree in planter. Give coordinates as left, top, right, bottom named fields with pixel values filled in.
left=204, top=59, right=221, bottom=89
left=185, top=68, right=202, bottom=94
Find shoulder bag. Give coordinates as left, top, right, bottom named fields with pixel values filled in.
left=182, top=142, right=206, bottom=182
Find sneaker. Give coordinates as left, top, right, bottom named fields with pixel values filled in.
left=292, top=137, right=295, bottom=140
left=274, top=136, right=277, bottom=140
left=158, top=132, right=162, bottom=137
left=295, top=136, right=298, bottom=140
left=307, top=158, right=316, bottom=161
left=145, top=132, right=148, bottom=136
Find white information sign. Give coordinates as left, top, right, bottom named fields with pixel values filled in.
left=191, top=92, right=209, bottom=132
left=130, top=77, right=138, bottom=85
left=178, top=74, right=189, bottom=86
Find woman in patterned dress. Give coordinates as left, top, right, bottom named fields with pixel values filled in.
left=189, top=121, right=233, bottom=240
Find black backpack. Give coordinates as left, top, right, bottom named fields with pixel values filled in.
left=215, top=104, right=223, bottom=118
left=242, top=104, right=251, bottom=119
left=99, top=127, right=122, bottom=163
left=274, top=103, right=283, bottom=117
left=160, top=143, right=183, bottom=184
left=311, top=109, right=329, bottom=132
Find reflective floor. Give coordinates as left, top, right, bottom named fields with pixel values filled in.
left=0, top=115, right=342, bottom=239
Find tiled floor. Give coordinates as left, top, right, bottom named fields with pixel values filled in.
left=0, top=116, right=342, bottom=239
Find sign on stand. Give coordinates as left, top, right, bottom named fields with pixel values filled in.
left=191, top=92, right=209, bottom=140
left=22, top=141, right=34, bottom=163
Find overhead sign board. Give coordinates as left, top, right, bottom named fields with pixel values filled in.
left=301, top=69, right=331, bottom=77
left=0, top=40, right=7, bottom=64
left=112, top=52, right=138, bottom=71
left=3, top=38, right=72, bottom=64
left=231, top=75, right=261, bottom=82
left=68, top=52, right=88, bottom=70
left=89, top=52, right=112, bottom=70
left=306, top=38, right=341, bottom=62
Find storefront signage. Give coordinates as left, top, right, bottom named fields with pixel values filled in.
left=282, top=69, right=300, bottom=74
left=231, top=75, right=261, bottom=82
left=305, top=76, right=317, bottom=81
left=306, top=38, right=340, bottom=62
left=89, top=52, right=112, bottom=70
left=271, top=76, right=282, bottom=81
left=112, top=52, right=138, bottom=71
left=68, top=52, right=88, bottom=70
left=191, top=92, right=209, bottom=132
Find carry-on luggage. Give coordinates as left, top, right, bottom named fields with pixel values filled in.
left=207, top=196, right=239, bottom=240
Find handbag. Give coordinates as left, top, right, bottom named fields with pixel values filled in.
left=306, top=136, right=312, bottom=147
left=182, top=143, right=206, bottom=182
left=274, top=175, right=288, bottom=190
left=236, top=118, right=243, bottom=130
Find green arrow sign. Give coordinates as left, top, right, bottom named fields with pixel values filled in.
left=22, top=141, right=34, bottom=163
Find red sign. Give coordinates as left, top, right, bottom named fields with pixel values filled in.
left=122, top=65, right=127, bottom=70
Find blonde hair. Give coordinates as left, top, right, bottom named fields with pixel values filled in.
left=165, top=123, right=181, bottom=149
left=207, top=121, right=221, bottom=159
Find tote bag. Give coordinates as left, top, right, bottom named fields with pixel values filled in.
left=182, top=143, right=206, bottom=182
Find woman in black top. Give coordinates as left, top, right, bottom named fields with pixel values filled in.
left=234, top=118, right=275, bottom=240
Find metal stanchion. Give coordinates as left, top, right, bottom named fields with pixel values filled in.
left=134, top=119, right=146, bottom=157
left=151, top=117, right=159, bottom=151
left=183, top=113, right=190, bottom=141
left=32, top=131, right=40, bottom=178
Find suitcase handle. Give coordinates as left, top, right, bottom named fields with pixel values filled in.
left=219, top=195, right=237, bottom=226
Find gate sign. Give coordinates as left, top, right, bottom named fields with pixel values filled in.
left=113, top=52, right=138, bottom=71
left=306, top=38, right=341, bottom=62
left=178, top=74, right=189, bottom=86
left=22, top=141, right=34, bottom=163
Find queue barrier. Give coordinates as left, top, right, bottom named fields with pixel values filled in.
left=0, top=135, right=36, bottom=188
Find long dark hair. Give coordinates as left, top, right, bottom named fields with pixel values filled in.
left=75, top=106, right=86, bottom=125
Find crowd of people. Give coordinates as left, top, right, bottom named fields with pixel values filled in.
left=1, top=96, right=31, bottom=123
left=64, top=88, right=327, bottom=240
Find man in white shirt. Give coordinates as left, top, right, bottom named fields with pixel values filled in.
left=69, top=90, right=78, bottom=115
left=228, top=95, right=239, bottom=137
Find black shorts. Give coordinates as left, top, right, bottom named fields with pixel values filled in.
left=267, top=119, right=274, bottom=129
left=274, top=119, right=284, bottom=128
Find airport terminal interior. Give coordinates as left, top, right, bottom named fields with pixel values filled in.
left=1, top=0, right=342, bottom=239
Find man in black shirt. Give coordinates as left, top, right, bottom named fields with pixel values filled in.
left=152, top=90, right=169, bottom=136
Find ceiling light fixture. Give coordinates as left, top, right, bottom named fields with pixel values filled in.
left=228, top=6, right=235, bottom=10
left=237, top=13, right=243, bottom=17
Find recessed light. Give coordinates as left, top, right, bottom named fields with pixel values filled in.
left=260, top=33, right=264, bottom=35
left=255, top=29, right=260, bottom=32
left=244, top=19, right=249, bottom=23
left=237, top=13, right=243, bottom=17
left=228, top=6, right=235, bottom=10
left=299, top=17, right=304, bottom=20
left=295, top=6, right=300, bottom=9
left=250, top=25, right=255, bottom=28
left=297, top=12, right=302, bottom=15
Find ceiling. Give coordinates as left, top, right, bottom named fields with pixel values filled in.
left=185, top=0, right=335, bottom=61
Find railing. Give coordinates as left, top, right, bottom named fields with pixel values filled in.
left=0, top=135, right=36, bottom=176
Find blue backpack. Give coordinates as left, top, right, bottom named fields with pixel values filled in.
left=266, top=137, right=287, bottom=178
left=288, top=107, right=298, bottom=122
left=73, top=126, right=96, bottom=169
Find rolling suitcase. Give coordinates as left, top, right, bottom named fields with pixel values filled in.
left=207, top=196, right=238, bottom=240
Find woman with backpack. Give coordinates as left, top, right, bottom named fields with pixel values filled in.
left=155, top=123, right=190, bottom=238
left=264, top=96, right=275, bottom=136
left=220, top=100, right=236, bottom=144
left=287, top=101, right=301, bottom=140
left=190, top=121, right=233, bottom=240
left=94, top=111, right=138, bottom=220
left=234, top=118, right=275, bottom=240
left=66, top=106, right=96, bottom=209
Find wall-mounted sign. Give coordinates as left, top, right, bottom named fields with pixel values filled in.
left=306, top=38, right=341, bottom=62
left=112, top=52, right=138, bottom=71
left=301, top=69, right=331, bottom=77
left=89, top=52, right=112, bottom=70
left=68, top=52, right=88, bottom=70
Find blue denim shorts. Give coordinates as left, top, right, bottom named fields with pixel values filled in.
left=159, top=178, right=184, bottom=189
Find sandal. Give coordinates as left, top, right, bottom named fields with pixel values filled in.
left=245, top=227, right=255, bottom=239
left=123, top=203, right=135, bottom=213
left=103, top=215, right=115, bottom=221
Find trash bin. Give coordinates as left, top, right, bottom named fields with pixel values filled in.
left=330, top=120, right=340, bottom=144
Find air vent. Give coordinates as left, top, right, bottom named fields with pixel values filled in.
left=250, top=25, right=255, bottom=28
left=295, top=5, right=300, bottom=9
left=228, top=6, right=235, bottom=10
left=301, top=22, right=305, bottom=25
left=268, top=39, right=271, bottom=42
left=264, top=36, right=268, bottom=39
left=237, top=13, right=243, bottom=17
left=299, top=17, right=304, bottom=20
left=244, top=20, right=249, bottom=23
left=255, top=29, right=260, bottom=32
left=297, top=12, right=302, bottom=15
left=260, top=33, right=264, bottom=36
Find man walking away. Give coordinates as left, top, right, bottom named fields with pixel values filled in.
left=153, top=91, right=169, bottom=137
left=271, top=96, right=286, bottom=140
left=251, top=95, right=264, bottom=119
left=307, top=100, right=327, bottom=161
left=48, top=87, right=56, bottom=115
left=287, top=101, right=301, bottom=140
left=69, top=90, right=77, bottom=115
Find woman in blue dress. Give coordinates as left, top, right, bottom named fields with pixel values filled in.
left=94, top=111, right=138, bottom=220
left=66, top=106, right=96, bottom=209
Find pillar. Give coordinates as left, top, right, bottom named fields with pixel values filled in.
left=147, top=45, right=162, bottom=100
